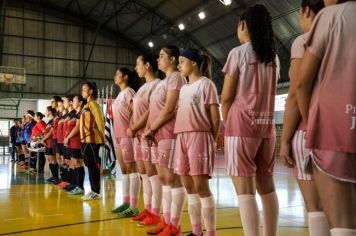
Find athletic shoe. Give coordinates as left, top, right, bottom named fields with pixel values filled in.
left=138, top=213, right=161, bottom=227
left=46, top=177, right=56, bottom=183
left=58, top=181, right=70, bottom=189
left=63, top=184, right=76, bottom=191
left=118, top=207, right=139, bottom=218
left=186, top=233, right=204, bottom=236
left=81, top=191, right=102, bottom=201
left=68, top=187, right=84, bottom=195
left=130, top=209, right=150, bottom=222
left=53, top=179, right=62, bottom=185
left=146, top=218, right=169, bottom=235
left=111, top=203, right=130, bottom=213
left=157, top=225, right=181, bottom=236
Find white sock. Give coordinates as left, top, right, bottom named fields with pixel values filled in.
left=122, top=174, right=130, bottom=204
left=330, top=228, right=356, bottom=236
left=261, top=191, right=279, bottom=236
left=141, top=174, right=152, bottom=211
left=238, top=194, right=260, bottom=236
left=129, top=173, right=140, bottom=208
left=308, top=211, right=330, bottom=236
left=201, top=195, right=216, bottom=236
left=162, top=185, right=172, bottom=224
left=149, top=175, right=162, bottom=216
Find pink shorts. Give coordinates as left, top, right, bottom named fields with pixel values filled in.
left=292, top=130, right=312, bottom=181
left=116, top=138, right=135, bottom=163
left=225, top=136, right=276, bottom=177
left=311, top=149, right=356, bottom=183
left=133, top=137, right=151, bottom=162
left=157, top=139, right=176, bottom=169
left=150, top=143, right=159, bottom=164
left=174, top=132, right=214, bottom=176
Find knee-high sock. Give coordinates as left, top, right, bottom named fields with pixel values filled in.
left=330, top=228, right=356, bottom=236
left=149, top=175, right=162, bottom=216
left=201, top=195, right=216, bottom=236
left=122, top=174, right=130, bottom=204
left=238, top=194, right=260, bottom=236
left=170, top=187, right=186, bottom=228
left=129, top=173, right=141, bottom=208
left=261, top=192, right=279, bottom=236
left=162, top=185, right=172, bottom=224
left=141, top=174, right=152, bottom=211
left=308, top=212, right=330, bottom=236
left=188, top=194, right=203, bottom=236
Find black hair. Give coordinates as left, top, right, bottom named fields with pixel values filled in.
left=27, top=110, right=35, bottom=117
left=182, top=48, right=212, bottom=78
left=73, top=94, right=87, bottom=106
left=337, top=0, right=356, bottom=3
left=35, top=112, right=45, bottom=120
left=117, top=67, right=142, bottom=92
left=83, top=82, right=98, bottom=100
left=46, top=106, right=56, bottom=115
left=62, top=95, right=74, bottom=102
left=52, top=95, right=62, bottom=102
left=240, top=4, right=276, bottom=64
left=301, top=0, right=325, bottom=15
left=137, top=54, right=159, bottom=73
left=162, top=45, right=180, bottom=67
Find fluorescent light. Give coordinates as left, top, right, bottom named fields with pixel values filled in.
left=198, top=12, right=206, bottom=20
left=148, top=41, right=154, bottom=48
left=178, top=23, right=185, bottom=30
left=219, top=0, right=231, bottom=5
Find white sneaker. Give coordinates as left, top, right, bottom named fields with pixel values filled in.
left=81, top=191, right=102, bottom=201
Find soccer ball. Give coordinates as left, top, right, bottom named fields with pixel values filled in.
left=30, top=141, right=37, bottom=148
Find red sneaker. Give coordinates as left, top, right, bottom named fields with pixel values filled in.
left=137, top=213, right=161, bottom=227
left=146, top=219, right=169, bottom=235
left=157, top=224, right=181, bottom=236
left=130, top=209, right=150, bottom=223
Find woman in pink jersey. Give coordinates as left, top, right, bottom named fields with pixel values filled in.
left=119, top=54, right=161, bottom=221
left=175, top=48, right=221, bottom=236
left=142, top=45, right=186, bottom=236
left=221, top=5, right=280, bottom=236
left=111, top=67, right=142, bottom=216
left=280, top=1, right=330, bottom=236
left=296, top=0, right=356, bottom=234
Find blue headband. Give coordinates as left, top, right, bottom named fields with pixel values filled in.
left=180, top=50, right=203, bottom=66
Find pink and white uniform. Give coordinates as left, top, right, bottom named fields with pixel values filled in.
left=290, top=33, right=312, bottom=181
left=304, top=3, right=356, bottom=183
left=112, top=87, right=135, bottom=163
left=223, top=42, right=279, bottom=177
left=148, top=71, right=186, bottom=168
left=174, top=77, right=219, bottom=176
left=132, top=79, right=161, bottom=162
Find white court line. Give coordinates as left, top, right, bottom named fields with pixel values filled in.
left=3, top=217, right=25, bottom=221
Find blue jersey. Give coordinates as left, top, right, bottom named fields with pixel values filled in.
left=23, top=120, right=36, bottom=144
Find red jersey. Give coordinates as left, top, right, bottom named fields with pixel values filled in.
left=52, top=116, right=60, bottom=140
left=31, top=120, right=46, bottom=141
left=66, top=112, right=81, bottom=149
left=43, top=119, right=53, bottom=148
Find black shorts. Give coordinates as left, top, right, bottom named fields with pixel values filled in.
left=52, top=139, right=60, bottom=154
left=45, top=148, right=54, bottom=156
left=15, top=142, right=21, bottom=147
left=69, top=148, right=82, bottom=159
left=21, top=140, right=27, bottom=145
left=58, top=143, right=65, bottom=156
left=63, top=146, right=71, bottom=160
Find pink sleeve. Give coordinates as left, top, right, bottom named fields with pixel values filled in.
left=204, top=80, right=219, bottom=105
left=126, top=89, right=135, bottom=106
left=222, top=48, right=239, bottom=80
left=167, top=73, right=184, bottom=91
left=291, top=35, right=305, bottom=60
left=306, top=9, right=331, bottom=59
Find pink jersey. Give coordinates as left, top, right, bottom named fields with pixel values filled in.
left=290, top=33, right=309, bottom=131
left=132, top=79, right=161, bottom=135
left=305, top=2, right=356, bottom=153
left=174, top=77, right=219, bottom=133
left=113, top=87, right=135, bottom=139
left=148, top=71, right=186, bottom=140
left=222, top=42, right=279, bottom=138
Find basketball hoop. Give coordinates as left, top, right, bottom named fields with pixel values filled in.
left=3, top=73, right=14, bottom=85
